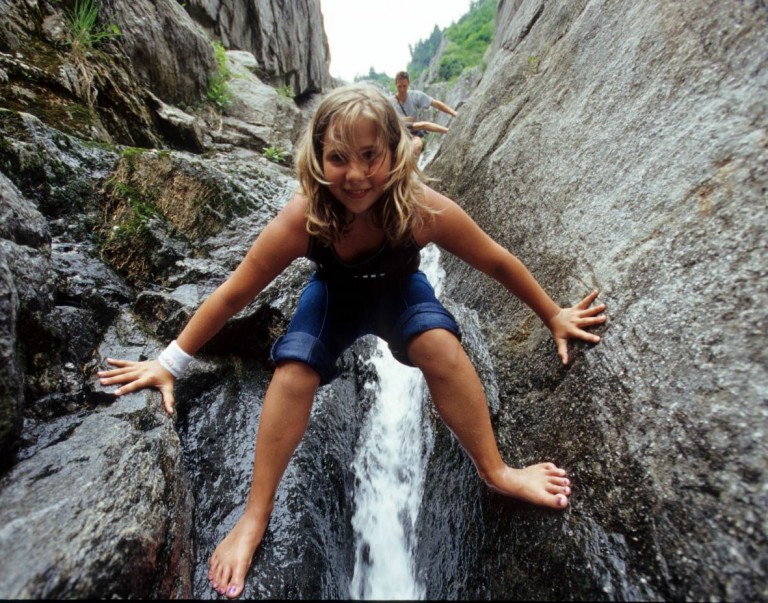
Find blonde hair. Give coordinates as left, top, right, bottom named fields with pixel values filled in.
left=296, top=83, right=436, bottom=246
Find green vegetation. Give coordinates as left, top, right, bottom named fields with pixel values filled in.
left=407, top=26, right=442, bottom=82
left=355, top=67, right=395, bottom=90
left=207, top=41, right=232, bottom=110
left=437, top=0, right=498, bottom=80
left=351, top=0, right=495, bottom=86
left=354, top=67, right=393, bottom=89
left=407, top=0, right=498, bottom=82
left=102, top=149, right=159, bottom=242
left=64, top=0, right=121, bottom=55
left=276, top=85, right=294, bottom=98
left=58, top=0, right=121, bottom=107
left=525, top=55, right=541, bottom=77
left=263, top=146, right=286, bottom=164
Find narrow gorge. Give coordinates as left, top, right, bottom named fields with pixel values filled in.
left=0, top=0, right=765, bottom=600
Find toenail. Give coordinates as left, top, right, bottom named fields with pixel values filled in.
left=563, top=478, right=570, bottom=485
left=217, top=588, right=225, bottom=594
left=228, top=586, right=238, bottom=595
left=211, top=581, right=218, bottom=588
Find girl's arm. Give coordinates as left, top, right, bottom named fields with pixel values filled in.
left=98, top=194, right=310, bottom=412
left=176, top=195, right=309, bottom=354
left=418, top=187, right=606, bottom=364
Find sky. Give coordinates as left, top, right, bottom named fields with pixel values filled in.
left=320, top=0, right=473, bottom=82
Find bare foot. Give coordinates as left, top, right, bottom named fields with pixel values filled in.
left=483, top=462, right=572, bottom=508
left=208, top=508, right=270, bottom=599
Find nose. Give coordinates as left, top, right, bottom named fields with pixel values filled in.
left=346, top=158, right=368, bottom=180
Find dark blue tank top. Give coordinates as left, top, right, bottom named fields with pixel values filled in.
left=306, top=235, right=422, bottom=285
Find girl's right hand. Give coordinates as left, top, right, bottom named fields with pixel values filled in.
left=97, top=358, right=177, bottom=415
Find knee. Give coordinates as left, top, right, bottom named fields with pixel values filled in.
left=272, top=361, right=320, bottom=397
left=407, top=329, right=464, bottom=379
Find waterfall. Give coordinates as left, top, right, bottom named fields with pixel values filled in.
left=349, top=244, right=444, bottom=600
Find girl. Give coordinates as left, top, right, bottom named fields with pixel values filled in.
left=98, top=84, right=606, bottom=599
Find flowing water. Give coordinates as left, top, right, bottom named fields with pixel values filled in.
left=348, top=245, right=444, bottom=600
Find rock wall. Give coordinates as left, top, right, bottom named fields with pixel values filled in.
left=1, top=0, right=766, bottom=599
left=185, top=0, right=332, bottom=98
left=0, top=0, right=332, bottom=596
left=426, top=0, right=767, bottom=599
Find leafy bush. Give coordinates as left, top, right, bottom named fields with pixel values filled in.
left=438, top=56, right=464, bottom=80
left=263, top=146, right=286, bottom=164
left=207, top=41, right=232, bottom=109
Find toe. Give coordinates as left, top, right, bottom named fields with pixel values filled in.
left=226, top=584, right=244, bottom=599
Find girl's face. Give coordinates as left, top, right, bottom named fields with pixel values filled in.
left=322, top=117, right=391, bottom=217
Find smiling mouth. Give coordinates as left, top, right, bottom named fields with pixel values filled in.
left=344, top=188, right=370, bottom=199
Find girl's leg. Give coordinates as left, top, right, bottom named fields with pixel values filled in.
left=407, top=328, right=571, bottom=508
left=208, top=360, right=320, bottom=599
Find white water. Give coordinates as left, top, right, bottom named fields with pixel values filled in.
left=349, top=245, right=444, bottom=600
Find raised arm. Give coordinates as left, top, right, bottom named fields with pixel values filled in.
left=98, top=194, right=310, bottom=412
left=430, top=98, right=458, bottom=118
left=417, top=187, right=605, bottom=363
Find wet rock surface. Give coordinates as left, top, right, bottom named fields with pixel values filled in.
left=0, top=0, right=766, bottom=600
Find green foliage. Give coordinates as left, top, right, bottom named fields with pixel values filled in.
left=437, top=0, right=497, bottom=82
left=121, top=146, right=147, bottom=164
left=65, top=0, right=121, bottom=53
left=354, top=67, right=393, bottom=89
left=263, top=146, right=286, bottom=164
left=407, top=25, right=442, bottom=82
left=103, top=180, right=159, bottom=241
left=408, top=0, right=498, bottom=83
left=438, top=56, right=463, bottom=81
left=207, top=41, right=232, bottom=110
left=525, top=55, right=541, bottom=77
left=276, top=85, right=294, bottom=98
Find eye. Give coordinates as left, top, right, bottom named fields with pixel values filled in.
left=364, top=149, right=385, bottom=166
left=326, top=151, right=346, bottom=164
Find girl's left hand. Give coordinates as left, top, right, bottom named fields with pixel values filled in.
left=547, top=290, right=607, bottom=364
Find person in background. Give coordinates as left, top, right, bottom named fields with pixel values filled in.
left=97, top=84, right=606, bottom=599
left=391, top=70, right=458, bottom=158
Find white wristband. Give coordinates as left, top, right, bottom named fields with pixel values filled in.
left=157, top=340, right=193, bottom=378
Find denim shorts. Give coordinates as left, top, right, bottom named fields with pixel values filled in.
left=270, top=271, right=460, bottom=385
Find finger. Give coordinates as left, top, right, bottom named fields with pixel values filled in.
left=160, top=384, right=176, bottom=416
left=105, top=358, right=138, bottom=368
left=576, top=290, right=600, bottom=309
left=556, top=339, right=569, bottom=364
left=99, top=367, right=144, bottom=385
left=112, top=378, right=152, bottom=397
left=573, top=328, right=601, bottom=343
left=579, top=303, right=607, bottom=317
left=578, top=315, right=607, bottom=327
left=98, top=366, right=139, bottom=379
